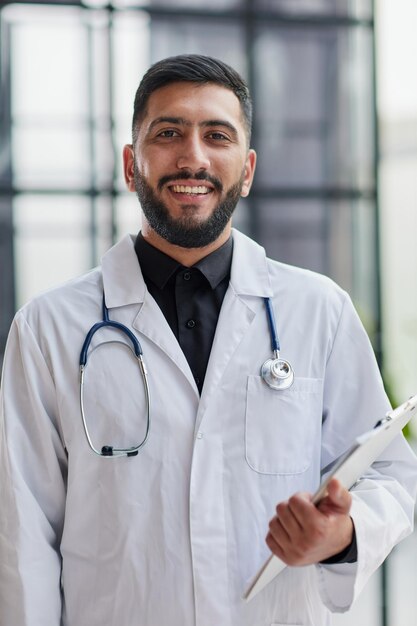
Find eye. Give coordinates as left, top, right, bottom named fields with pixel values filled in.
left=157, top=129, right=180, bottom=138
left=208, top=131, right=230, bottom=141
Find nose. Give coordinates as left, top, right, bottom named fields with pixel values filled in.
left=176, top=133, right=211, bottom=172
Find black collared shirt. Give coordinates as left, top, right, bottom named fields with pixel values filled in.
left=135, top=233, right=233, bottom=394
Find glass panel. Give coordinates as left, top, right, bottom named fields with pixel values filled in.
left=11, top=8, right=88, bottom=120
left=10, top=6, right=91, bottom=189
left=149, top=17, right=246, bottom=77
left=388, top=532, right=417, bottom=626
left=114, top=120, right=133, bottom=192
left=8, top=6, right=129, bottom=192
left=13, top=194, right=92, bottom=307
left=256, top=198, right=330, bottom=274
left=255, top=198, right=378, bottom=337
left=87, top=11, right=112, bottom=123
left=255, top=0, right=372, bottom=19
left=92, top=194, right=117, bottom=261
left=112, top=11, right=151, bottom=121
left=114, top=0, right=242, bottom=8
left=351, top=199, right=378, bottom=338
left=115, top=193, right=143, bottom=240
left=112, top=11, right=151, bottom=190
left=253, top=25, right=374, bottom=189
left=94, top=129, right=116, bottom=189
left=380, top=156, right=417, bottom=402
left=12, top=126, right=91, bottom=189
left=232, top=197, right=251, bottom=236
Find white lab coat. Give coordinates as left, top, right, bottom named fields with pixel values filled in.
left=0, top=229, right=416, bottom=626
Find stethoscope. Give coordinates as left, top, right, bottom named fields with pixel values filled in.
left=79, top=297, right=150, bottom=458
left=79, top=295, right=294, bottom=458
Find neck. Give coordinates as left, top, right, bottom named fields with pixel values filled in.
left=140, top=221, right=232, bottom=266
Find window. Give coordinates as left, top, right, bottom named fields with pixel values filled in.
left=0, top=2, right=378, bottom=355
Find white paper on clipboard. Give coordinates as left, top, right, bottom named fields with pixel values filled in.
left=243, top=393, right=417, bottom=602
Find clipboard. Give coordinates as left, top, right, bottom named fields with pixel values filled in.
left=244, top=393, right=417, bottom=602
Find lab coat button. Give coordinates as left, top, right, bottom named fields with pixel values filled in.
left=197, top=432, right=203, bottom=439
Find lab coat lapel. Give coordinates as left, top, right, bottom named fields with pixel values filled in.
left=198, top=229, right=273, bottom=416
left=132, top=295, right=198, bottom=395
left=101, top=235, right=199, bottom=397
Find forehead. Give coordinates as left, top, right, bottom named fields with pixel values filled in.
left=141, top=81, right=245, bottom=131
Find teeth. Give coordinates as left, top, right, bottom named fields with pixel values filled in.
left=172, top=185, right=210, bottom=195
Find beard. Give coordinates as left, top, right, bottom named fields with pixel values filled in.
left=133, top=164, right=245, bottom=248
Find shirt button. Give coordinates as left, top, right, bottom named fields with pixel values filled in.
left=186, top=319, right=196, bottom=329
left=183, top=271, right=191, bottom=281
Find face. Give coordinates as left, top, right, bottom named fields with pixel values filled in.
left=123, top=81, right=256, bottom=249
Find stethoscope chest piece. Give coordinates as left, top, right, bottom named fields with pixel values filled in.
left=261, top=297, right=295, bottom=390
left=261, top=357, right=294, bottom=390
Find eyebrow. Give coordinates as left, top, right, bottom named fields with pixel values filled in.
left=147, top=116, right=239, bottom=138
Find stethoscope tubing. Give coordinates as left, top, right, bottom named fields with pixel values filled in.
left=79, top=293, right=294, bottom=458
left=79, top=298, right=151, bottom=457
left=264, top=296, right=280, bottom=357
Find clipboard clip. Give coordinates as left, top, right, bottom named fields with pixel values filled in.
left=374, top=415, right=392, bottom=428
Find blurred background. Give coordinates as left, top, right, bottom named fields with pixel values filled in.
left=0, top=0, right=416, bottom=623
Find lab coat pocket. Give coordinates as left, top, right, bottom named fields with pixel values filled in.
left=245, top=375, right=322, bottom=475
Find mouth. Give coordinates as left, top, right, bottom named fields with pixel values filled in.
left=170, top=184, right=212, bottom=196
left=167, top=179, right=215, bottom=207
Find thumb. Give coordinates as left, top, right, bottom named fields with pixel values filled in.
left=325, top=478, right=352, bottom=514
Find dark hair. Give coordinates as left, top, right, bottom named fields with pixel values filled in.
left=132, top=54, right=252, bottom=145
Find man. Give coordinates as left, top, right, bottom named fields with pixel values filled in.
left=0, top=54, right=416, bottom=626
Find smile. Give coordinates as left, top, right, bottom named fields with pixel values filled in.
left=170, top=184, right=212, bottom=195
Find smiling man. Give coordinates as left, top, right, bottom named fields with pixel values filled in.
left=125, top=77, right=256, bottom=258
left=0, top=54, right=416, bottom=626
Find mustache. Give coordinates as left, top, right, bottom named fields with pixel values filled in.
left=157, top=171, right=223, bottom=193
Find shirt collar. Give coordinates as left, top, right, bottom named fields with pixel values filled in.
left=134, top=233, right=233, bottom=290
left=194, top=236, right=233, bottom=288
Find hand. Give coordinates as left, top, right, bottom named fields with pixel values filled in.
left=266, top=478, right=354, bottom=566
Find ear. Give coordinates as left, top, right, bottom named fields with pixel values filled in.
left=123, top=144, right=136, bottom=192
left=240, top=149, right=257, bottom=198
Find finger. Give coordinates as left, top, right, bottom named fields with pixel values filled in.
left=274, top=501, right=304, bottom=537
left=268, top=511, right=291, bottom=545
left=266, top=514, right=291, bottom=560
left=265, top=529, right=287, bottom=560
left=266, top=514, right=303, bottom=562
left=285, top=492, right=318, bottom=530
